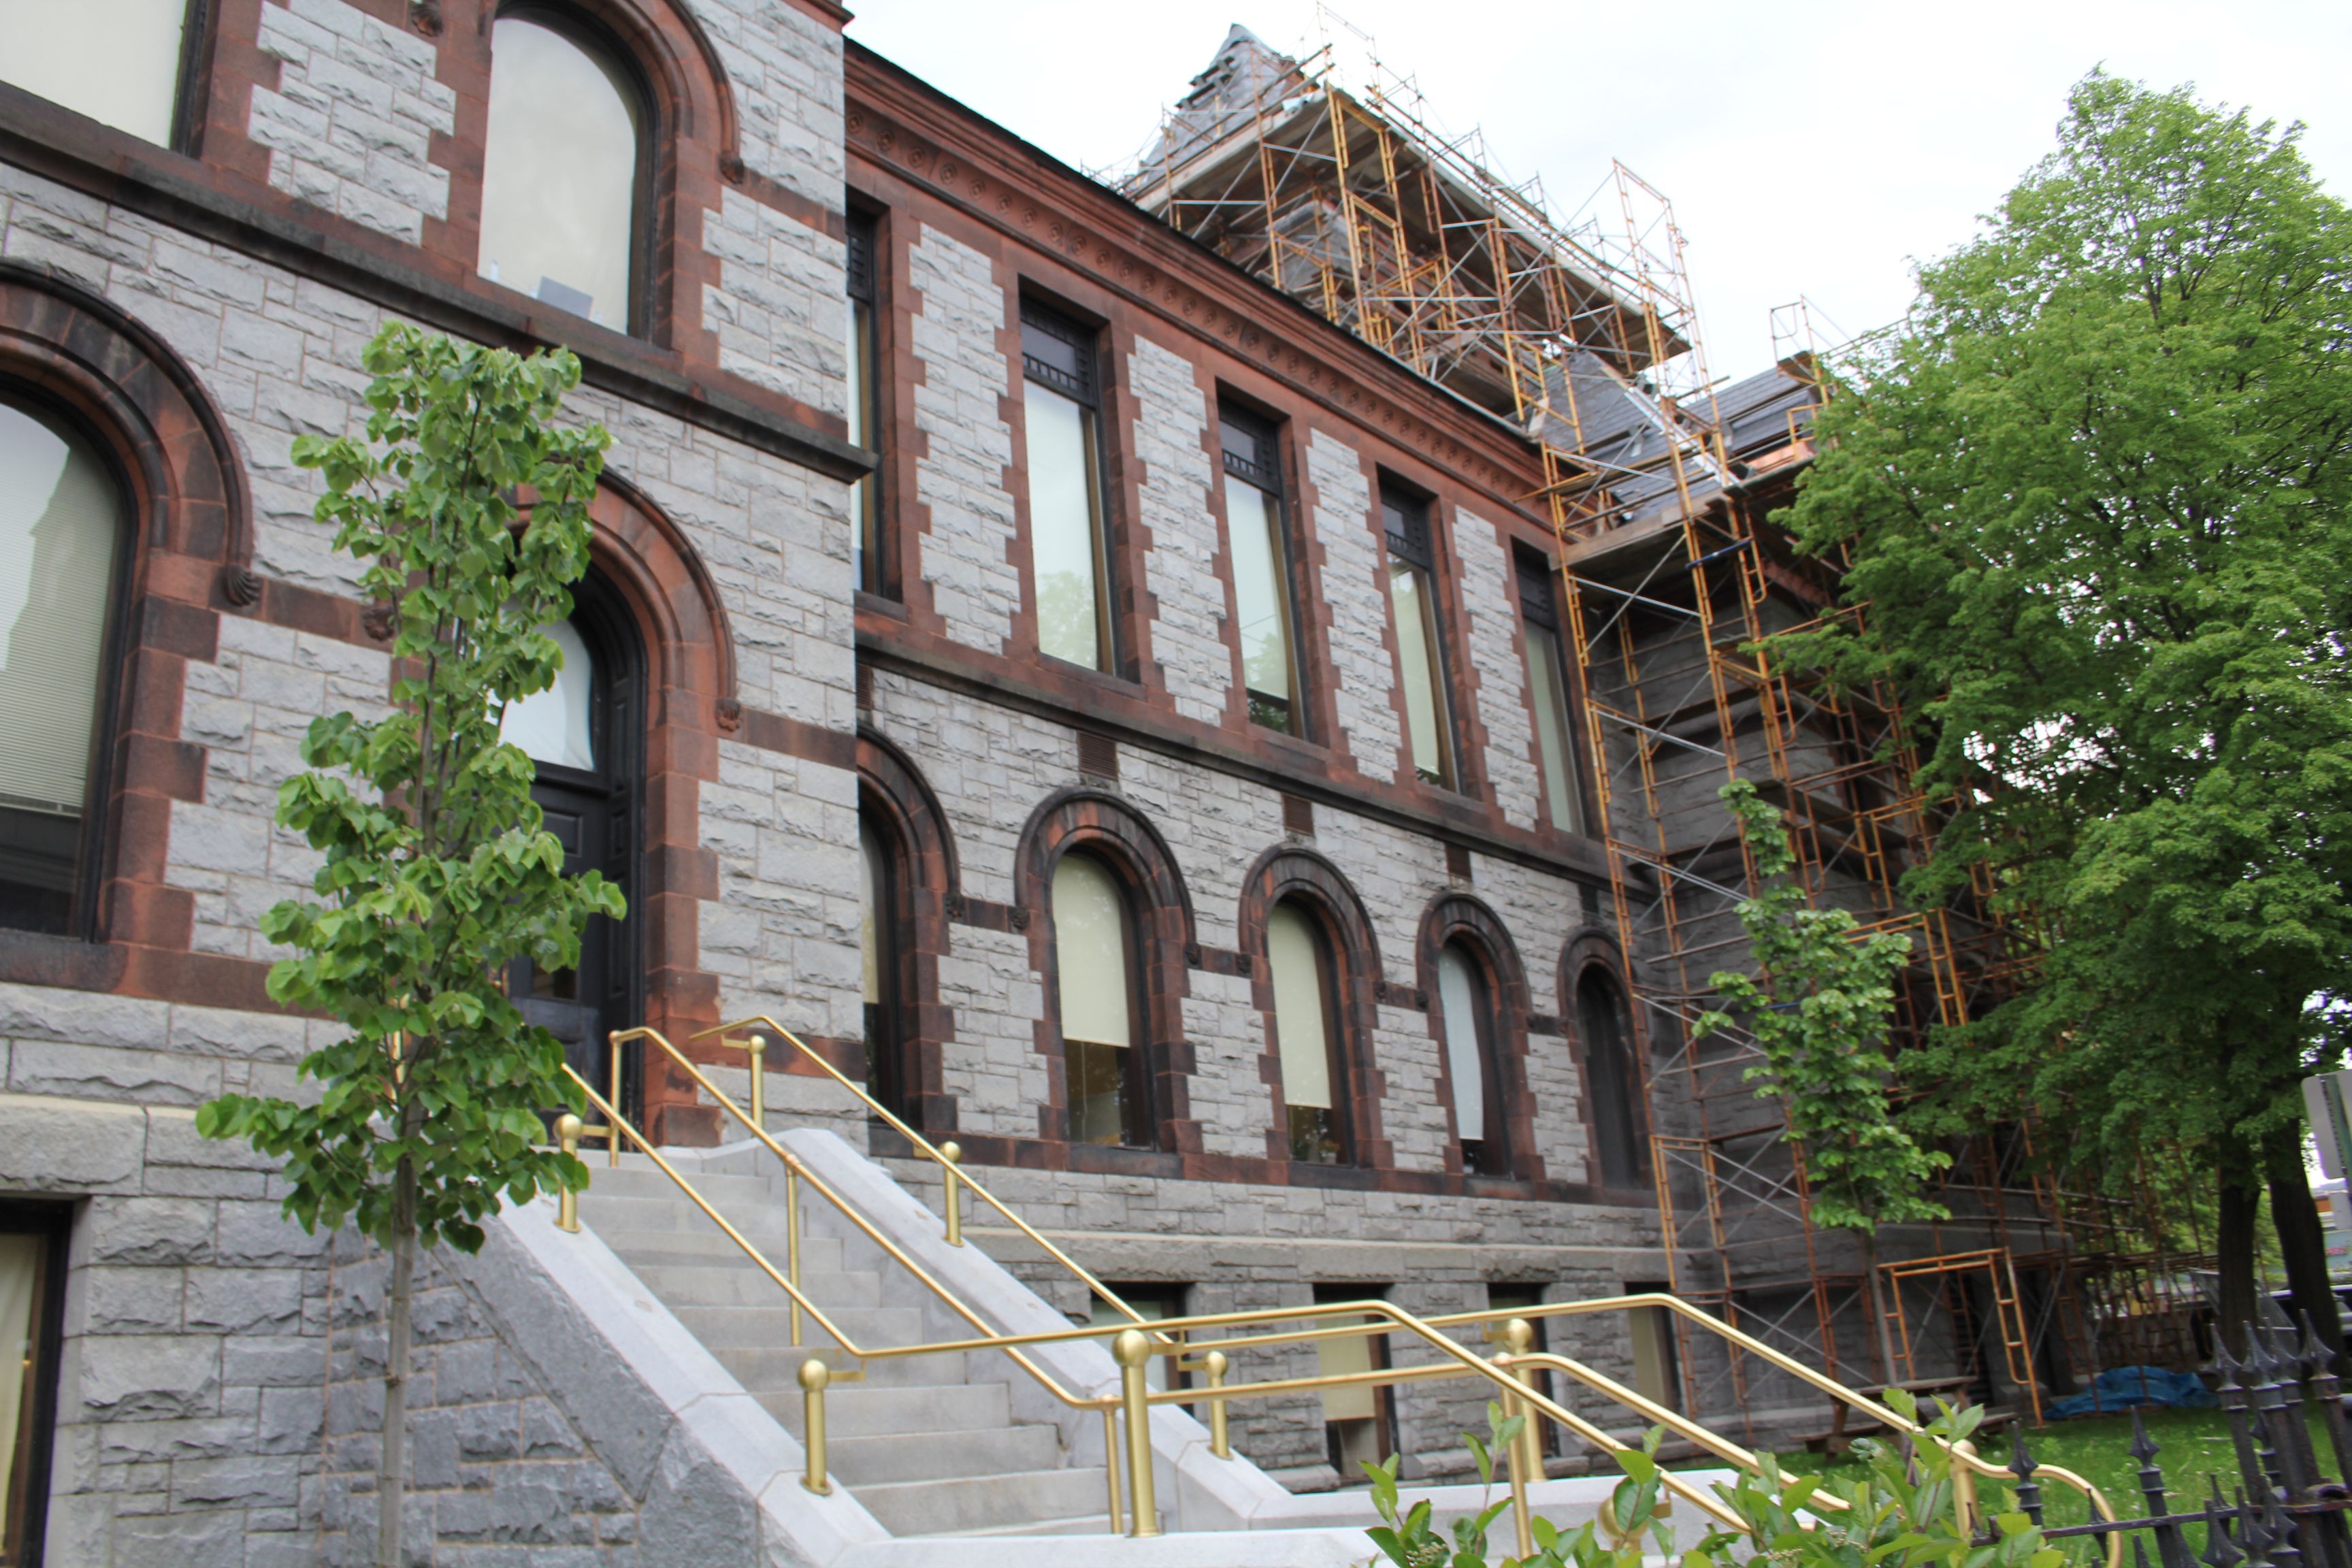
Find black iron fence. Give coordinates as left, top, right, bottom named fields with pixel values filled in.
left=1993, top=1322, right=2352, bottom=1568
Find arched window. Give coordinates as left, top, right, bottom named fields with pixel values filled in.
left=0, top=391, right=127, bottom=935
left=1577, top=968, right=1644, bottom=1188
left=1269, top=900, right=1348, bottom=1164
left=860, top=817, right=906, bottom=1117
left=1436, top=941, right=1503, bottom=1176
left=476, top=12, right=646, bottom=331
left=499, top=581, right=643, bottom=1118
left=1, top=0, right=193, bottom=146
left=1052, top=851, right=1145, bottom=1146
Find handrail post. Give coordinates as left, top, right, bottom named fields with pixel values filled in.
left=786, top=1162, right=804, bottom=1348
left=607, top=1030, right=625, bottom=1167
left=940, top=1141, right=964, bottom=1247
left=1101, top=1407, right=1124, bottom=1535
left=799, top=1358, right=832, bottom=1494
left=1499, top=1318, right=1536, bottom=1559
left=1505, top=1318, right=1544, bottom=1484
left=555, top=1113, right=583, bottom=1233
left=1114, top=1330, right=1162, bottom=1538
left=745, top=1032, right=768, bottom=1128
left=1953, top=1438, right=1980, bottom=1539
left=1205, top=1349, right=1231, bottom=1459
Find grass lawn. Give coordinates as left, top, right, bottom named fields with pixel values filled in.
left=1706, top=1407, right=2338, bottom=1531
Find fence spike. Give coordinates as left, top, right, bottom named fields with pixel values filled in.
left=2206, top=1497, right=2247, bottom=1568
left=2010, top=1425, right=2044, bottom=1527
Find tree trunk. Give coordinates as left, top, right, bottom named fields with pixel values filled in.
left=378, top=1156, right=419, bottom=1568
left=2217, top=1139, right=2262, bottom=1361
left=1863, top=1227, right=1900, bottom=1386
left=2266, top=1123, right=2345, bottom=1359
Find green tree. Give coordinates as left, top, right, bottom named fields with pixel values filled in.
left=1780, top=72, right=2352, bottom=1352
left=1692, top=781, right=1949, bottom=1382
left=197, top=325, right=621, bottom=1567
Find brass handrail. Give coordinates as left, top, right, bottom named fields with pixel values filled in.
left=687, top=1013, right=1160, bottom=1331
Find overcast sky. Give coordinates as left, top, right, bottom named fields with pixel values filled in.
left=845, top=0, right=2352, bottom=378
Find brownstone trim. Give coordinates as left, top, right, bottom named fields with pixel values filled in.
left=1235, top=843, right=1390, bottom=1174
left=1558, top=925, right=1654, bottom=1194
left=1416, top=892, right=1544, bottom=1185
left=858, top=725, right=960, bottom=1135
left=1013, top=787, right=1199, bottom=1157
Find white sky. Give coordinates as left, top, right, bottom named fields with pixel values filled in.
left=845, top=0, right=2352, bottom=378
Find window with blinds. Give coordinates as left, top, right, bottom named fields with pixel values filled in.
left=1219, top=407, right=1301, bottom=734
left=477, top=15, right=644, bottom=332
left=1380, top=484, right=1454, bottom=786
left=1516, top=549, right=1586, bottom=835
left=1437, top=943, right=1502, bottom=1175
left=1269, top=900, right=1347, bottom=1164
left=1053, top=852, right=1144, bottom=1146
left=0, top=395, right=125, bottom=935
left=1022, top=302, right=1113, bottom=671
left=0, top=0, right=191, bottom=146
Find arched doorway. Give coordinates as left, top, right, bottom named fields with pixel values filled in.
left=501, top=572, right=646, bottom=1122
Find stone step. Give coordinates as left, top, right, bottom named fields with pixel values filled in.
left=578, top=1167, right=788, bottom=1209
left=826, top=1420, right=1064, bottom=1485
left=575, top=1191, right=796, bottom=1237
left=630, top=1262, right=883, bottom=1309
left=854, top=1465, right=1115, bottom=1538
left=590, top=1227, right=848, bottom=1275
left=672, top=1302, right=925, bottom=1350
left=759, top=1379, right=1012, bottom=1439
left=715, top=1341, right=977, bottom=1391
left=920, top=1511, right=1160, bottom=1539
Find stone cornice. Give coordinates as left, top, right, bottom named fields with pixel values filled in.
left=845, top=45, right=1549, bottom=522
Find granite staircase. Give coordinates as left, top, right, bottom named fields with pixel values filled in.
left=575, top=1156, right=1129, bottom=1539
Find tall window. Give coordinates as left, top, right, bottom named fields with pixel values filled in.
left=1381, top=484, right=1454, bottom=786
left=1269, top=900, right=1346, bottom=1164
left=0, top=393, right=127, bottom=936
left=847, top=210, right=883, bottom=596
left=1219, top=406, right=1300, bottom=733
left=860, top=819, right=905, bottom=1116
left=1435, top=941, right=1502, bottom=1176
left=1577, top=968, right=1644, bottom=1188
left=1052, top=852, right=1145, bottom=1146
left=1021, top=301, right=1111, bottom=670
left=0, top=0, right=191, bottom=146
left=477, top=14, right=644, bottom=331
left=1516, top=550, right=1586, bottom=834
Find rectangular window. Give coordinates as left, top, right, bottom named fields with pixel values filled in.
left=1021, top=302, right=1112, bottom=671
left=1381, top=485, right=1454, bottom=786
left=1090, top=1286, right=1190, bottom=1397
left=846, top=210, right=883, bottom=597
left=1313, top=1281, right=1392, bottom=1479
left=0, top=1205, right=66, bottom=1563
left=1516, top=550, right=1585, bottom=834
left=1219, top=408, right=1300, bottom=734
left=1625, top=1282, right=1682, bottom=1412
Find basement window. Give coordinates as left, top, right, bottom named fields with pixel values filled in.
left=1380, top=484, right=1455, bottom=787
left=1021, top=301, right=1114, bottom=671
left=1313, top=1282, right=1393, bottom=1479
left=0, top=1205, right=67, bottom=1563
left=1219, top=406, right=1301, bottom=734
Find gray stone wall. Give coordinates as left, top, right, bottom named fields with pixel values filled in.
left=1303, top=429, right=1399, bottom=781
left=1128, top=333, right=1231, bottom=725
left=702, top=185, right=851, bottom=417
left=909, top=221, right=1022, bottom=657
left=687, top=0, right=847, bottom=209
left=1454, top=508, right=1542, bottom=832
left=249, top=0, right=456, bottom=244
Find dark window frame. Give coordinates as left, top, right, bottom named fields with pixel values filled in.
left=486, top=3, right=661, bottom=340
left=859, top=802, right=909, bottom=1120
left=1269, top=894, right=1356, bottom=1167
left=0, top=379, right=139, bottom=943
left=1437, top=936, right=1508, bottom=1178
left=1377, top=479, right=1458, bottom=789
left=1575, top=964, right=1646, bottom=1190
left=845, top=205, right=886, bottom=598
left=1016, top=297, right=1120, bottom=674
left=0, top=1200, right=71, bottom=1567
left=1217, top=402, right=1307, bottom=737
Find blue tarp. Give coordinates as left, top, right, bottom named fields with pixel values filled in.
left=2048, top=1366, right=2217, bottom=1420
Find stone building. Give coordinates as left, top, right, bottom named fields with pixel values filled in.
left=0, top=3, right=1780, bottom=1562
